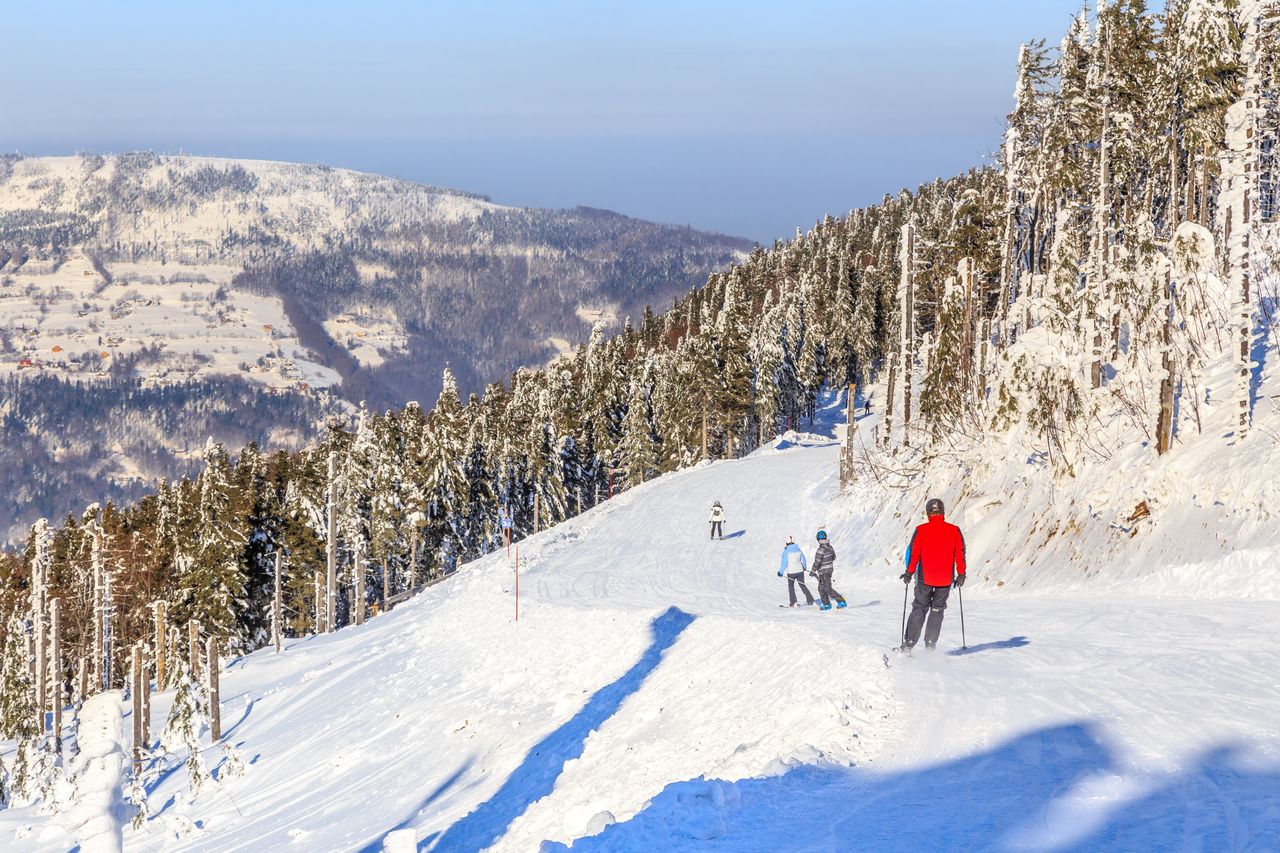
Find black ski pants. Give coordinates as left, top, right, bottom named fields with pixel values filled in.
left=710, top=521, right=723, bottom=539
left=905, top=582, right=951, bottom=647
left=816, top=571, right=845, bottom=606
left=787, top=571, right=814, bottom=605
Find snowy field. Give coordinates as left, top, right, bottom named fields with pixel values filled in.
left=3, top=398, right=1279, bottom=851
left=0, top=253, right=341, bottom=391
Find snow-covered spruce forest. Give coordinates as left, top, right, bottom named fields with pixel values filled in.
left=3, top=0, right=1280, bottom=840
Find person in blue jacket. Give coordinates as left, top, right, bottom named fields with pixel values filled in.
left=499, top=505, right=513, bottom=548
left=778, top=535, right=815, bottom=607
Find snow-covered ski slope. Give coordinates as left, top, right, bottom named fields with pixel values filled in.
left=8, top=399, right=1280, bottom=852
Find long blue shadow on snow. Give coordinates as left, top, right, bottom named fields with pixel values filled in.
left=357, top=757, right=477, bottom=853
left=720, top=530, right=746, bottom=540
left=1249, top=296, right=1276, bottom=413
left=948, top=636, right=1030, bottom=656
left=547, top=722, right=1280, bottom=851
left=429, top=606, right=696, bottom=852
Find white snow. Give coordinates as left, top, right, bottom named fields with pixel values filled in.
left=4, top=392, right=1280, bottom=850
left=0, top=253, right=342, bottom=391
left=65, top=692, right=126, bottom=853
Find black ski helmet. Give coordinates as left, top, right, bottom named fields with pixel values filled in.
left=926, top=498, right=945, bottom=516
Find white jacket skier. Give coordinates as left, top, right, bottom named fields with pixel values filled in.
left=709, top=501, right=725, bottom=539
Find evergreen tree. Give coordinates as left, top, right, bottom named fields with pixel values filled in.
left=619, top=370, right=660, bottom=487
left=920, top=276, right=968, bottom=439
left=1180, top=0, right=1244, bottom=153
left=174, top=440, right=248, bottom=646
left=161, top=665, right=209, bottom=798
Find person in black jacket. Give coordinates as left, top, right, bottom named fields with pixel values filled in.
left=810, top=529, right=847, bottom=611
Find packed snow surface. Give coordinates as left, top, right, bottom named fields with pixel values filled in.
left=4, top=399, right=1280, bottom=851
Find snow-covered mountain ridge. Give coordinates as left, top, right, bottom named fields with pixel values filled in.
left=0, top=153, right=751, bottom=541
left=0, top=153, right=750, bottom=399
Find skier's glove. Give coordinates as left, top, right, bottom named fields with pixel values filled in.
left=777, top=571, right=783, bottom=577
left=899, top=571, right=911, bottom=585
left=954, top=574, right=966, bottom=588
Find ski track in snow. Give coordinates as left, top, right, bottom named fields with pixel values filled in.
left=4, top=401, right=1280, bottom=851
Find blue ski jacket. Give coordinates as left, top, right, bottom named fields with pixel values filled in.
left=779, top=543, right=808, bottom=575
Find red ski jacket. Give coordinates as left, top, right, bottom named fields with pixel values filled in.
left=906, top=515, right=966, bottom=587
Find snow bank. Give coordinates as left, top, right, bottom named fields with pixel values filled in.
left=65, top=691, right=126, bottom=853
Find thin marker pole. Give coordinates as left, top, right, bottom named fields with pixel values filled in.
left=515, top=545, right=519, bottom=623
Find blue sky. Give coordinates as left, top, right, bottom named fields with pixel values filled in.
left=4, top=1, right=1102, bottom=242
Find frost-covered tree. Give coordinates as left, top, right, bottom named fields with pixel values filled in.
left=161, top=665, right=209, bottom=798
left=920, top=277, right=967, bottom=440
left=173, top=440, right=248, bottom=646
left=619, top=373, right=660, bottom=487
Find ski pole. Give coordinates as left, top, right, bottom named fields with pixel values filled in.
left=958, top=584, right=966, bottom=650
left=900, top=581, right=909, bottom=647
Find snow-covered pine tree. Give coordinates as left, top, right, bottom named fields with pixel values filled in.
left=920, top=275, right=968, bottom=440
left=1181, top=0, right=1245, bottom=216
left=0, top=615, right=38, bottom=802
left=161, top=665, right=209, bottom=798
left=462, top=417, right=498, bottom=559
left=421, top=368, right=469, bottom=570
left=175, top=440, right=248, bottom=648
left=619, top=368, right=661, bottom=487
left=368, top=412, right=408, bottom=598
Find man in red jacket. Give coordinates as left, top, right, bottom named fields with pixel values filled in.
left=899, top=497, right=966, bottom=651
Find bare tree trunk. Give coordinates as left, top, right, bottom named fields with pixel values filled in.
left=1093, top=32, right=1112, bottom=390
left=976, top=317, right=991, bottom=407
left=899, top=220, right=916, bottom=447
left=353, top=539, right=366, bottom=626
left=326, top=452, right=338, bottom=633
left=840, top=383, right=857, bottom=490
left=882, top=360, right=897, bottom=449
left=381, top=557, right=390, bottom=614
left=33, top=547, right=47, bottom=739
left=960, top=258, right=975, bottom=389
left=141, top=644, right=150, bottom=752
left=1200, top=143, right=1212, bottom=226
left=701, top=398, right=708, bottom=460
left=313, top=571, right=324, bottom=636
left=153, top=601, right=167, bottom=689
left=997, top=205, right=1015, bottom=346
left=1157, top=269, right=1176, bottom=455
left=1230, top=11, right=1263, bottom=439
left=92, top=526, right=104, bottom=695
left=534, top=493, right=541, bottom=534
left=102, top=571, right=114, bottom=691
left=272, top=552, right=283, bottom=652
left=131, top=645, right=142, bottom=775
left=206, top=637, right=221, bottom=742
left=408, top=527, right=419, bottom=591
left=188, top=620, right=201, bottom=681
left=1186, top=150, right=1197, bottom=225
left=76, top=657, right=87, bottom=711
left=50, top=598, right=61, bottom=754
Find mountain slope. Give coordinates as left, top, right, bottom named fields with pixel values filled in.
left=0, top=153, right=752, bottom=541
left=0, top=153, right=752, bottom=400
left=4, top=394, right=1278, bottom=852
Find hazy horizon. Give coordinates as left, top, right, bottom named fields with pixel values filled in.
left=3, top=1, right=1107, bottom=242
